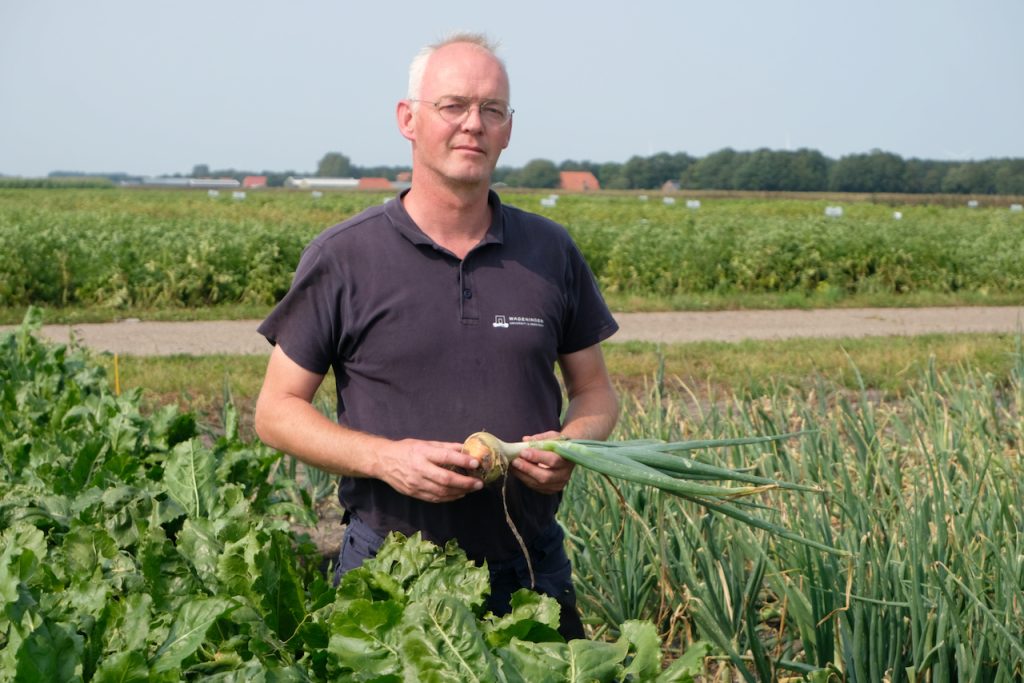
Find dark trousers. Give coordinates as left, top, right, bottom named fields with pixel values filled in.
left=334, top=515, right=586, bottom=641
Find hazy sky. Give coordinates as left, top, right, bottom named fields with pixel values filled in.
left=2, top=1, right=1022, bottom=177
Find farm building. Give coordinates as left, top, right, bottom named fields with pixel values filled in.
left=284, top=177, right=359, bottom=190
left=242, top=176, right=267, bottom=189
left=559, top=171, right=600, bottom=192
left=357, top=177, right=393, bottom=190
left=140, top=177, right=240, bottom=189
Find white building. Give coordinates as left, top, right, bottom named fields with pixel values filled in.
left=284, top=177, right=360, bottom=190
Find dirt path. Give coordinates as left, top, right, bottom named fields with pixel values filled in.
left=4, top=306, right=1022, bottom=355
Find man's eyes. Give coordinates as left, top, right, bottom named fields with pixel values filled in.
left=439, top=103, right=468, bottom=114
left=434, top=99, right=509, bottom=123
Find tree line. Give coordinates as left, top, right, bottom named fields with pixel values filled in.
left=320, top=147, right=1023, bottom=195
left=28, top=148, right=1024, bottom=195
left=493, top=149, right=1024, bottom=195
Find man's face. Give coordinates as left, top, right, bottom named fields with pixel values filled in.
left=399, top=43, right=512, bottom=189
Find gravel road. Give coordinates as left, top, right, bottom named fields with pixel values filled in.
left=4, top=306, right=1021, bottom=356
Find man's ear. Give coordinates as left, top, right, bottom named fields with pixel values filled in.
left=397, top=100, right=416, bottom=142
left=501, top=117, right=512, bottom=150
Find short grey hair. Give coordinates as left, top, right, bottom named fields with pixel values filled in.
left=407, top=32, right=506, bottom=102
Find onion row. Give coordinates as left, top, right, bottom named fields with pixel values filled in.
left=461, top=431, right=845, bottom=556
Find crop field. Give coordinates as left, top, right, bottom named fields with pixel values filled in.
left=564, top=362, right=1024, bottom=680
left=1, top=188, right=1023, bottom=318
left=2, top=188, right=1024, bottom=680
left=3, top=312, right=1022, bottom=680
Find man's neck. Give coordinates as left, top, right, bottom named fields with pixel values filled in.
left=401, top=180, right=493, bottom=259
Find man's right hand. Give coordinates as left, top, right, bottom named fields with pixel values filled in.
left=375, top=439, right=485, bottom=503
left=256, top=347, right=486, bottom=504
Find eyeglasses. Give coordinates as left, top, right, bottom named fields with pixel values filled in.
left=409, top=95, right=514, bottom=126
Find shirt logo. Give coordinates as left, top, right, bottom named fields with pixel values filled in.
left=493, top=314, right=544, bottom=329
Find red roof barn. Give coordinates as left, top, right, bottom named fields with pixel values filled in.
left=559, top=171, right=600, bottom=192
left=242, top=175, right=267, bottom=188
left=357, top=177, right=393, bottom=190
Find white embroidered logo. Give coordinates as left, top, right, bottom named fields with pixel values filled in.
left=493, top=315, right=544, bottom=329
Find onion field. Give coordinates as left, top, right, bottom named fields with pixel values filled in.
left=563, top=359, right=1024, bottom=680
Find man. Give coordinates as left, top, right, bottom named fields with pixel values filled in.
left=254, top=33, right=619, bottom=640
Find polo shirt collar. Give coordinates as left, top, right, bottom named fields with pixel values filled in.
left=385, top=188, right=505, bottom=250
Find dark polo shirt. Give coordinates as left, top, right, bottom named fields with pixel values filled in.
left=258, top=189, right=618, bottom=562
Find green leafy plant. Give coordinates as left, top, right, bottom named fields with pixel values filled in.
left=2, top=189, right=1022, bottom=313
left=0, top=310, right=711, bottom=681
left=324, top=531, right=710, bottom=682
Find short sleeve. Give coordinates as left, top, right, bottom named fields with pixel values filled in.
left=558, top=241, right=618, bottom=354
left=257, top=243, right=345, bottom=375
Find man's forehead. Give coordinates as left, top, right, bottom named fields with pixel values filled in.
left=426, top=43, right=508, bottom=82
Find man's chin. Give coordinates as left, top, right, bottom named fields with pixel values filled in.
left=446, top=165, right=495, bottom=187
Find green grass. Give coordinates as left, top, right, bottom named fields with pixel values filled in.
left=605, top=333, right=1020, bottom=395
left=602, top=289, right=1024, bottom=313
left=93, top=333, right=1022, bottom=442
left=0, top=303, right=275, bottom=325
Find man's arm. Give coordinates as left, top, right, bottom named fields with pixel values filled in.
left=510, top=343, right=619, bottom=493
left=555, top=343, right=620, bottom=442
left=254, top=345, right=484, bottom=503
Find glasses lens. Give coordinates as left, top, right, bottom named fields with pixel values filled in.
left=434, top=97, right=510, bottom=125
left=436, top=97, right=470, bottom=123
left=480, top=102, right=511, bottom=125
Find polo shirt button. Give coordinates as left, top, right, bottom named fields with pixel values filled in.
left=463, top=289, right=473, bottom=299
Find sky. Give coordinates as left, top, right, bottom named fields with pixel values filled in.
left=1, top=1, right=1022, bottom=178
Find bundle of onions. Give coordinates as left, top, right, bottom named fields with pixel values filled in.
left=462, top=430, right=843, bottom=556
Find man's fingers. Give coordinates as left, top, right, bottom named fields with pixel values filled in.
left=510, top=449, right=574, bottom=494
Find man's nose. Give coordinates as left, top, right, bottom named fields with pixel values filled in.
left=460, top=105, right=484, bottom=131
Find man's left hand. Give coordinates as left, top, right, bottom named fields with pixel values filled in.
left=509, top=431, right=575, bottom=494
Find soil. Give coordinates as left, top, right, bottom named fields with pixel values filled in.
left=6, top=305, right=1023, bottom=355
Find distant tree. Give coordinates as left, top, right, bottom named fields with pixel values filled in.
left=994, top=159, right=1024, bottom=195
left=732, top=148, right=829, bottom=191
left=492, top=165, right=516, bottom=185
left=209, top=168, right=245, bottom=182
left=620, top=156, right=651, bottom=189
left=597, top=162, right=628, bottom=190
left=903, top=159, right=949, bottom=194
left=788, top=149, right=831, bottom=191
left=615, top=152, right=694, bottom=189
left=653, top=152, right=695, bottom=188
left=681, top=148, right=743, bottom=190
left=355, top=165, right=412, bottom=180
left=941, top=161, right=999, bottom=194
left=732, top=149, right=779, bottom=190
left=559, top=159, right=602, bottom=177
left=829, top=150, right=907, bottom=193
left=516, top=158, right=560, bottom=188
left=264, top=171, right=298, bottom=187
left=317, top=152, right=353, bottom=178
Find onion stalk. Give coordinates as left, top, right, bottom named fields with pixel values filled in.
left=461, top=430, right=845, bottom=556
